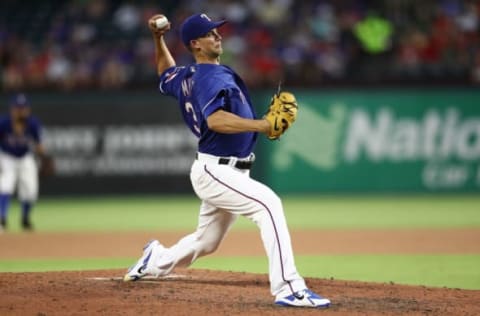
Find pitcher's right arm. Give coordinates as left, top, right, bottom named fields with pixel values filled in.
left=148, top=15, right=176, bottom=75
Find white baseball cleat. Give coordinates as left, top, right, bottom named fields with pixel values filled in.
left=275, top=289, right=331, bottom=308
left=123, top=239, right=163, bottom=282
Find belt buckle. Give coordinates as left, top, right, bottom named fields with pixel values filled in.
left=227, top=157, right=238, bottom=168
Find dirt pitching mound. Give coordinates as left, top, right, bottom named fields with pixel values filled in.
left=1, top=269, right=479, bottom=316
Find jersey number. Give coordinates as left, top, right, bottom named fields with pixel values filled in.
left=185, top=102, right=201, bottom=134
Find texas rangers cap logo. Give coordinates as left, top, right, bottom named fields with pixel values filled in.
left=180, top=13, right=226, bottom=47
left=200, top=14, right=211, bottom=21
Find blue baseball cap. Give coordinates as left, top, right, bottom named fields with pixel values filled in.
left=181, top=13, right=226, bottom=47
left=9, top=93, right=30, bottom=108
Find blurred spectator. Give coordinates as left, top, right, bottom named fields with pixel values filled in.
left=353, top=12, right=393, bottom=54
left=247, top=0, right=292, bottom=26
left=113, top=3, right=141, bottom=33
left=46, top=46, right=73, bottom=89
left=0, top=0, right=479, bottom=91
left=473, top=51, right=480, bottom=83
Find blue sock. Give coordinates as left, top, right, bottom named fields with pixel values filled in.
left=21, top=201, right=32, bottom=220
left=0, top=194, right=11, bottom=221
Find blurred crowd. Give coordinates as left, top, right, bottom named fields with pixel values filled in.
left=1, top=0, right=479, bottom=91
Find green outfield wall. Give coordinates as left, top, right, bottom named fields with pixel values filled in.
left=254, top=89, right=480, bottom=193
left=1, top=89, right=478, bottom=194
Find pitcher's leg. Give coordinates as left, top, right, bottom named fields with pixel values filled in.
left=201, top=164, right=306, bottom=297
left=148, top=202, right=238, bottom=276
left=244, top=195, right=306, bottom=297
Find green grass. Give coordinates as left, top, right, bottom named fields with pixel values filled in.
left=0, top=258, right=133, bottom=273
left=1, top=255, right=479, bottom=290
left=5, top=196, right=200, bottom=232
left=191, top=255, right=480, bottom=290
left=282, top=195, right=480, bottom=229
left=3, top=195, right=480, bottom=232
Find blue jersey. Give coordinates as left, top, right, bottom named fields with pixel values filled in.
left=159, top=64, right=257, bottom=158
left=0, top=116, right=41, bottom=158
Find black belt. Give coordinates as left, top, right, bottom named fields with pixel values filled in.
left=218, top=157, right=253, bottom=170
left=196, top=153, right=254, bottom=170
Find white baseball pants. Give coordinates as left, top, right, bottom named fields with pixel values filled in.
left=148, top=153, right=306, bottom=297
left=0, top=152, right=38, bottom=201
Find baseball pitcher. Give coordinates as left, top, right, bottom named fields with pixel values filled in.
left=124, top=13, right=330, bottom=308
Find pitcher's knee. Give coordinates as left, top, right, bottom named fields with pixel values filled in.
left=263, top=193, right=283, bottom=215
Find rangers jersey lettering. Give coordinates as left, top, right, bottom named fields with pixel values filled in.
left=159, top=64, right=257, bottom=158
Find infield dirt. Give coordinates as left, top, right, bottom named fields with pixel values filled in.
left=0, top=228, right=479, bottom=315
left=1, top=269, right=480, bottom=315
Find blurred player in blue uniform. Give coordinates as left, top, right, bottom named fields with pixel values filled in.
left=0, top=93, right=46, bottom=231
left=124, top=13, right=330, bottom=308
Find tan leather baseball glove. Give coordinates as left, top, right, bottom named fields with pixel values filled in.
left=264, top=91, right=298, bottom=140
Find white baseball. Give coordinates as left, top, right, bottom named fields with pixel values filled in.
left=155, top=16, right=169, bottom=29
